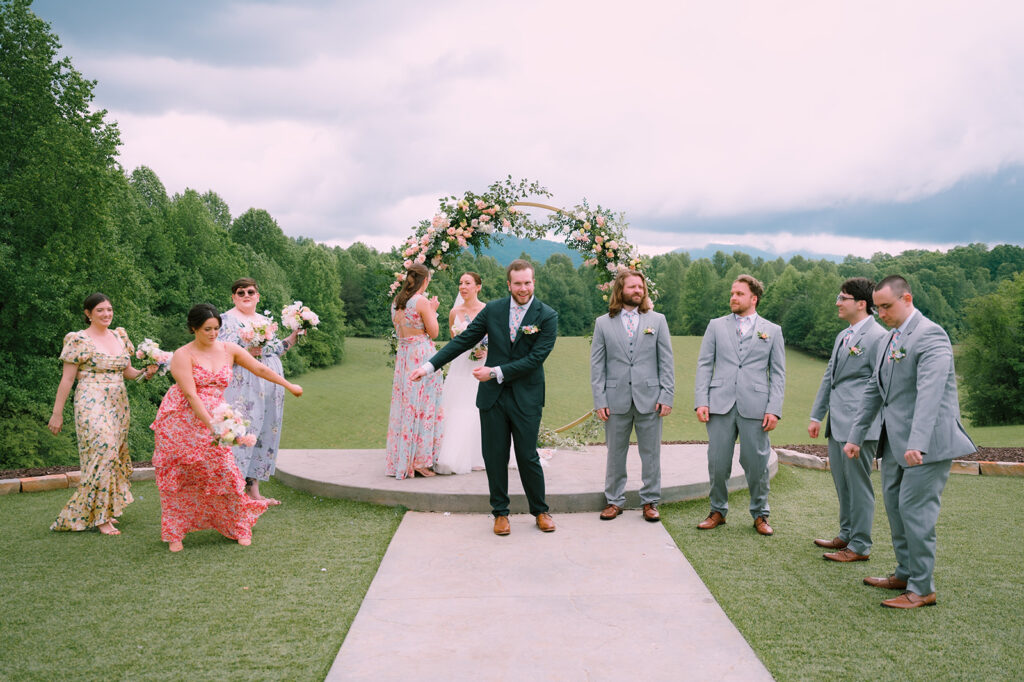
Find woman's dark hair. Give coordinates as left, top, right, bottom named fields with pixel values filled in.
left=394, top=263, right=430, bottom=310
left=83, top=292, right=111, bottom=325
left=187, top=303, right=222, bottom=333
left=231, top=277, right=258, bottom=294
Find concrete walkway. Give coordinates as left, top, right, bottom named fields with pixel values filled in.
left=327, top=511, right=773, bottom=681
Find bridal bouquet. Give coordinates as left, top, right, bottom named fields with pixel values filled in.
left=238, top=317, right=278, bottom=354
left=469, top=342, right=488, bottom=361
left=135, top=338, right=173, bottom=379
left=210, top=403, right=257, bottom=447
left=281, top=301, right=320, bottom=334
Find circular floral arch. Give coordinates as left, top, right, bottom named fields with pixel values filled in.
left=389, top=177, right=656, bottom=299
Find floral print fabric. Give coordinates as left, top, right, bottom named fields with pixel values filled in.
left=151, top=361, right=269, bottom=542
left=385, top=295, right=444, bottom=479
left=219, top=310, right=286, bottom=481
left=52, top=329, right=135, bottom=531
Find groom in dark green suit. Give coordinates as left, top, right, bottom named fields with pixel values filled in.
left=411, top=259, right=558, bottom=536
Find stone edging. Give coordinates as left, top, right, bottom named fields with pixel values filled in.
left=0, top=467, right=155, bottom=495
left=774, top=449, right=1024, bottom=477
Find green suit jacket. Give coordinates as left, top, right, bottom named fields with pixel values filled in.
left=429, top=297, right=558, bottom=415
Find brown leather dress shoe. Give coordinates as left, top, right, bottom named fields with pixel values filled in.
left=600, top=504, right=623, bottom=520
left=642, top=503, right=660, bottom=522
left=754, top=516, right=774, bottom=536
left=863, top=574, right=908, bottom=590
left=697, top=511, right=726, bottom=530
left=814, top=536, right=848, bottom=549
left=881, top=591, right=937, bottom=609
left=823, top=548, right=869, bottom=562
left=536, top=512, right=555, bottom=532
left=493, top=515, right=510, bottom=536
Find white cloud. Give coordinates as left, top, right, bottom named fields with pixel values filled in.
left=44, top=0, right=1024, bottom=252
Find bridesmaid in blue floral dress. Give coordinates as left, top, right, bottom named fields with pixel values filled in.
left=386, top=263, right=445, bottom=479
left=219, top=278, right=300, bottom=503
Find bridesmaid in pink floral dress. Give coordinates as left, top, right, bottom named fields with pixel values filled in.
left=385, top=263, right=444, bottom=479
left=152, top=304, right=302, bottom=552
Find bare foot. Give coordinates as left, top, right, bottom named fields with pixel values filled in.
left=169, top=541, right=183, bottom=552
left=414, top=467, right=436, bottom=477
left=98, top=522, right=120, bottom=536
left=237, top=537, right=252, bottom=546
left=110, top=518, right=120, bottom=525
left=263, top=498, right=281, bottom=506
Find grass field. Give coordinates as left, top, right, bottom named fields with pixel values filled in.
left=0, top=479, right=402, bottom=680
left=282, top=337, right=1022, bottom=448
left=662, top=466, right=1024, bottom=681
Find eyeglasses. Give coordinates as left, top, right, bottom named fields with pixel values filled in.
left=836, top=294, right=855, bottom=303
left=235, top=288, right=258, bottom=297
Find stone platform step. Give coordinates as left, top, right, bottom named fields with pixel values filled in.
left=275, top=444, right=778, bottom=513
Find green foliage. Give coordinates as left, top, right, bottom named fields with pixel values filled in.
left=960, top=273, right=1024, bottom=425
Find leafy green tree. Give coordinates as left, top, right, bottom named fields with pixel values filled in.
left=960, top=273, right=1024, bottom=425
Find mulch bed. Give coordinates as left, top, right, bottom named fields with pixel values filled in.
left=777, top=444, right=1024, bottom=464
left=3, top=443, right=1022, bottom=480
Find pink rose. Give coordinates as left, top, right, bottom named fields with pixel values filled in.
left=596, top=215, right=606, bottom=227
left=403, top=259, right=412, bottom=269
left=595, top=235, right=604, bottom=244
left=607, top=240, right=618, bottom=250
left=475, top=199, right=486, bottom=210
left=447, top=227, right=456, bottom=235
left=502, top=218, right=511, bottom=228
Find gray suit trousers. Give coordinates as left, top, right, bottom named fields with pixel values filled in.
left=706, top=405, right=771, bottom=519
left=880, top=441, right=952, bottom=595
left=604, top=403, right=662, bottom=507
left=827, top=435, right=876, bottom=555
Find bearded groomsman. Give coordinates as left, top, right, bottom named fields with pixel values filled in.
left=808, top=278, right=889, bottom=562
left=845, top=275, right=976, bottom=608
left=694, top=274, right=785, bottom=536
left=590, top=270, right=674, bottom=522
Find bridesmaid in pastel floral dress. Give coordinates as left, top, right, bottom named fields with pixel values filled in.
left=385, top=263, right=444, bottom=479
left=218, top=277, right=300, bottom=504
left=152, top=304, right=302, bottom=552
left=48, top=293, right=157, bottom=535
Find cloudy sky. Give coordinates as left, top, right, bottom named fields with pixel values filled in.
left=33, top=0, right=1024, bottom=258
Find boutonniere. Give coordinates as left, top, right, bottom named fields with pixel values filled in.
left=642, top=327, right=655, bottom=335
left=849, top=345, right=863, bottom=356
left=521, top=325, right=540, bottom=335
left=890, top=346, right=907, bottom=362
left=756, top=330, right=769, bottom=341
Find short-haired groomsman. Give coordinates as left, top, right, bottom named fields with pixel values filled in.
left=844, top=275, right=976, bottom=608
left=694, top=274, right=785, bottom=536
left=808, top=277, right=888, bottom=561
left=590, top=270, right=674, bottom=522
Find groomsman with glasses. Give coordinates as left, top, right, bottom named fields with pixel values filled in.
left=694, top=274, right=786, bottom=536
left=844, top=275, right=976, bottom=608
left=808, top=278, right=888, bottom=562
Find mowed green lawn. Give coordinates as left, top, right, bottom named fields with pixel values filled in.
left=283, top=337, right=1021, bottom=448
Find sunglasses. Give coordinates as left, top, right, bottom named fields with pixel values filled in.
left=235, top=288, right=259, bottom=296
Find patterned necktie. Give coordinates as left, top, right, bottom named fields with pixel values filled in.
left=887, top=329, right=902, bottom=361
left=625, top=310, right=638, bottom=338
left=510, top=302, right=526, bottom=341
left=841, top=327, right=855, bottom=348
left=736, top=315, right=752, bottom=338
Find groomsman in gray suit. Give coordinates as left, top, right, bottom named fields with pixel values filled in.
left=845, top=275, right=976, bottom=608
left=694, top=275, right=785, bottom=536
left=590, top=270, right=674, bottom=522
left=808, top=277, right=889, bottom=561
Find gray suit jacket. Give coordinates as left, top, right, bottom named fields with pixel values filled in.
left=810, top=317, right=888, bottom=442
left=694, top=314, right=786, bottom=419
left=591, top=310, right=674, bottom=414
left=847, top=310, right=976, bottom=466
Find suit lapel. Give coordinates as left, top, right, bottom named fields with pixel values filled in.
left=725, top=316, right=741, bottom=359
left=493, top=297, right=513, bottom=358
left=831, top=332, right=847, bottom=379
left=512, top=298, right=541, bottom=351
left=610, top=314, right=630, bottom=358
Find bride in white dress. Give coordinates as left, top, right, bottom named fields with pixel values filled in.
left=433, top=272, right=489, bottom=475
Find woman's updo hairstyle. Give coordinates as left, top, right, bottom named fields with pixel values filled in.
left=394, top=263, right=430, bottom=310
left=82, top=292, right=111, bottom=325
left=187, top=303, right=222, bottom=333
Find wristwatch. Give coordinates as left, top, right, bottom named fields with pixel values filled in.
left=489, top=369, right=497, bottom=379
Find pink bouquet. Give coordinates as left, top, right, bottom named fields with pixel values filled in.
left=135, top=338, right=172, bottom=379
left=210, top=403, right=257, bottom=447
left=281, top=301, right=320, bottom=333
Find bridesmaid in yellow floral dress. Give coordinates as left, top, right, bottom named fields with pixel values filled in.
left=48, top=293, right=157, bottom=535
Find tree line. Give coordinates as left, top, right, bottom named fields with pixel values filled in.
left=2, top=0, right=1022, bottom=471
